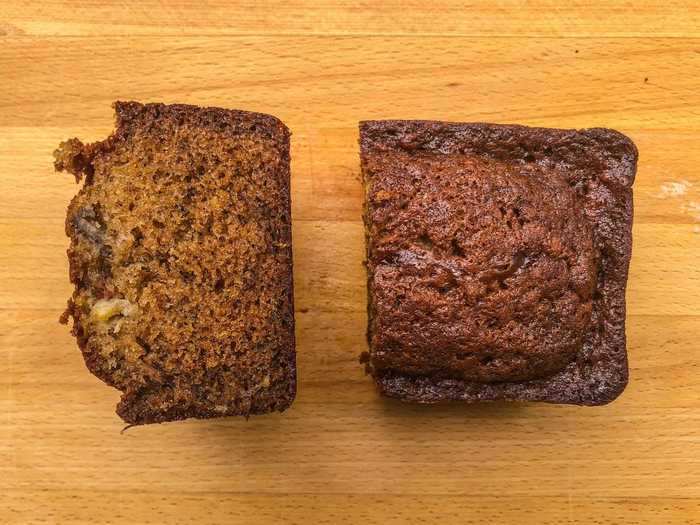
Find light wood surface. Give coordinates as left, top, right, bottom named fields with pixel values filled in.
left=2, top=1, right=700, bottom=523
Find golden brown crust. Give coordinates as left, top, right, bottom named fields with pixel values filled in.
left=361, top=120, right=637, bottom=405
left=56, top=101, right=295, bottom=424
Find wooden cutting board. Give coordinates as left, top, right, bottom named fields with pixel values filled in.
left=2, top=2, right=699, bottom=523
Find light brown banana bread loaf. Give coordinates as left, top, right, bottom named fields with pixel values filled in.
left=56, top=101, right=295, bottom=424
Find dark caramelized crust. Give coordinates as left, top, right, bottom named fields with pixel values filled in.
left=56, top=101, right=295, bottom=424
left=361, top=120, right=637, bottom=405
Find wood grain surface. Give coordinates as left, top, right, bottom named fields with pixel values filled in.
left=2, top=1, right=700, bottom=523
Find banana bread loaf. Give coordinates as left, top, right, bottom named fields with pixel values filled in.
left=360, top=120, right=636, bottom=405
left=56, top=101, right=295, bottom=424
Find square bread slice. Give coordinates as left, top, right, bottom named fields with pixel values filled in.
left=360, top=120, right=637, bottom=405
left=56, top=101, right=295, bottom=424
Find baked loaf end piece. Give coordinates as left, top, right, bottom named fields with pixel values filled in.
left=360, top=120, right=637, bottom=405
left=56, top=101, right=295, bottom=424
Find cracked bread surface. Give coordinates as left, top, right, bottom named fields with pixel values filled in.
left=360, top=120, right=636, bottom=405
left=56, top=101, right=295, bottom=424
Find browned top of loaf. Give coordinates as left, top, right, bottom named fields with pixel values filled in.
left=365, top=150, right=596, bottom=382
left=361, top=121, right=637, bottom=404
left=56, top=101, right=295, bottom=424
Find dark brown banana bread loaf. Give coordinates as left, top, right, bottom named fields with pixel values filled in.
left=360, top=120, right=636, bottom=405
left=56, top=101, right=295, bottom=424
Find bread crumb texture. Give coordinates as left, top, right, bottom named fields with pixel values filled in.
left=56, top=102, right=295, bottom=424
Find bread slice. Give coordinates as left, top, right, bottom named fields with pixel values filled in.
left=360, top=120, right=636, bottom=405
left=56, top=101, right=295, bottom=424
